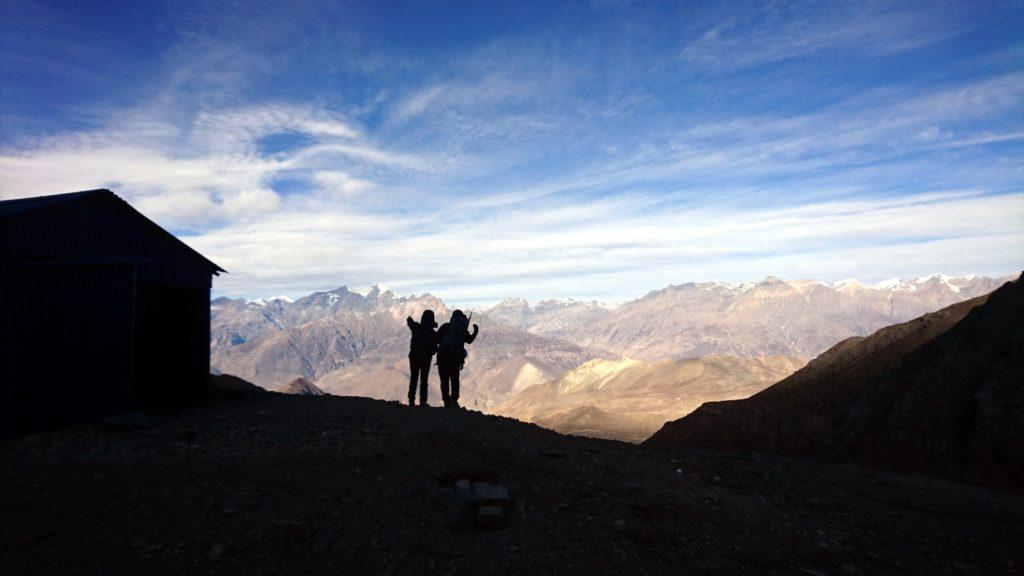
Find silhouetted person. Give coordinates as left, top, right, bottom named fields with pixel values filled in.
left=436, top=309, right=478, bottom=409
left=406, top=310, right=438, bottom=406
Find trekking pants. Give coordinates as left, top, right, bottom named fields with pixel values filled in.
left=408, top=355, right=432, bottom=404
left=437, top=359, right=461, bottom=406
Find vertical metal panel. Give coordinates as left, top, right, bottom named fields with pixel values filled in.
left=0, top=262, right=136, bottom=435
left=132, top=283, right=210, bottom=407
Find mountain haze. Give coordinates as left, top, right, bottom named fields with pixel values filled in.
left=563, top=274, right=1009, bottom=361
left=646, top=274, right=1023, bottom=485
left=211, top=286, right=601, bottom=410
left=210, top=274, right=1010, bottom=440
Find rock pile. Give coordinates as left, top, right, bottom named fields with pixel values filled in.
left=425, top=477, right=514, bottom=529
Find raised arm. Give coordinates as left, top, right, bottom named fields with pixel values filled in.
left=406, top=316, right=416, bottom=330
left=465, top=323, right=479, bottom=344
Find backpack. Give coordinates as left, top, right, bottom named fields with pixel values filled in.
left=437, top=314, right=470, bottom=360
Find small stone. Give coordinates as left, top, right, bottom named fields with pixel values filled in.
left=454, top=479, right=472, bottom=499
left=476, top=506, right=506, bottom=527
left=471, top=482, right=510, bottom=505
left=613, top=519, right=627, bottom=527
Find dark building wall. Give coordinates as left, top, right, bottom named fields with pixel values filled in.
left=0, top=190, right=220, bottom=435
left=132, top=283, right=211, bottom=407
left=0, top=262, right=137, bottom=435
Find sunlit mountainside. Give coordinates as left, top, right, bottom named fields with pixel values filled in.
left=211, top=273, right=1010, bottom=441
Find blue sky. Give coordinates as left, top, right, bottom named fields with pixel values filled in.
left=1, top=0, right=1022, bottom=304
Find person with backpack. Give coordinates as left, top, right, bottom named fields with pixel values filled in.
left=406, top=310, right=438, bottom=406
left=435, top=309, right=479, bottom=409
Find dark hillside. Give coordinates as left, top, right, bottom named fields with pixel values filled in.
left=2, top=388, right=1022, bottom=575
left=646, top=275, right=1023, bottom=486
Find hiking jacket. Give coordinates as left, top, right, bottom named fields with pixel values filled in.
left=407, top=317, right=438, bottom=359
left=436, top=322, right=478, bottom=361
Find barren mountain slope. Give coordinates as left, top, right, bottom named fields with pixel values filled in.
left=496, top=355, right=805, bottom=442
left=646, top=275, right=1023, bottom=485
left=478, top=298, right=616, bottom=339
left=211, top=275, right=1009, bottom=417
left=212, top=287, right=601, bottom=409
left=317, top=318, right=601, bottom=410
left=564, top=275, right=1009, bottom=361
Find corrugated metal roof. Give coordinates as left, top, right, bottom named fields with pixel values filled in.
left=0, top=189, right=104, bottom=219
left=0, top=189, right=225, bottom=274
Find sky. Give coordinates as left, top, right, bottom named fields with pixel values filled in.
left=1, top=0, right=1022, bottom=305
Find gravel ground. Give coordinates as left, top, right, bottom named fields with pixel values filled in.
left=2, top=392, right=1022, bottom=575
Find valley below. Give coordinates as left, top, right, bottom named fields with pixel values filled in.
left=211, top=274, right=1010, bottom=443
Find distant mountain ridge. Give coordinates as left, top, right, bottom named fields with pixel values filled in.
left=210, top=274, right=1011, bottom=438
left=645, top=273, right=1023, bottom=485
left=211, top=285, right=602, bottom=410
left=561, top=274, right=1011, bottom=361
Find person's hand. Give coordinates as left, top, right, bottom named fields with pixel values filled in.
left=472, top=323, right=479, bottom=331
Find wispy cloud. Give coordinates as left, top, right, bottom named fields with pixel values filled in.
left=188, top=188, right=1024, bottom=303
left=1, top=0, right=1021, bottom=303
left=0, top=102, right=429, bottom=226
left=680, top=0, right=973, bottom=70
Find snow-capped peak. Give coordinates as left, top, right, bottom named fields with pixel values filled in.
left=355, top=283, right=394, bottom=297
left=914, top=273, right=961, bottom=292
left=915, top=273, right=952, bottom=283
left=873, top=277, right=917, bottom=291
left=246, top=295, right=293, bottom=306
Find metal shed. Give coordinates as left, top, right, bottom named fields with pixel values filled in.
left=0, top=189, right=225, bottom=435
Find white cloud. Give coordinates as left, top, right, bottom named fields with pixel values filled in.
left=0, top=103, right=426, bottom=226
left=185, top=186, right=1024, bottom=304
left=680, top=1, right=970, bottom=70
left=2, top=3, right=1020, bottom=305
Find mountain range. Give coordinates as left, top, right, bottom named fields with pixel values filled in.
left=645, top=273, right=1022, bottom=485
left=210, top=273, right=1011, bottom=440
left=211, top=286, right=601, bottom=410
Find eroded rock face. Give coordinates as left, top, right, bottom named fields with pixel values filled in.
left=211, top=287, right=601, bottom=410
left=494, top=355, right=805, bottom=443
left=646, top=274, right=1023, bottom=486
left=211, top=276, right=1012, bottom=439
left=564, top=275, right=1010, bottom=362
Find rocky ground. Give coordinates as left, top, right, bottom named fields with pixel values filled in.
left=2, top=391, right=1022, bottom=576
